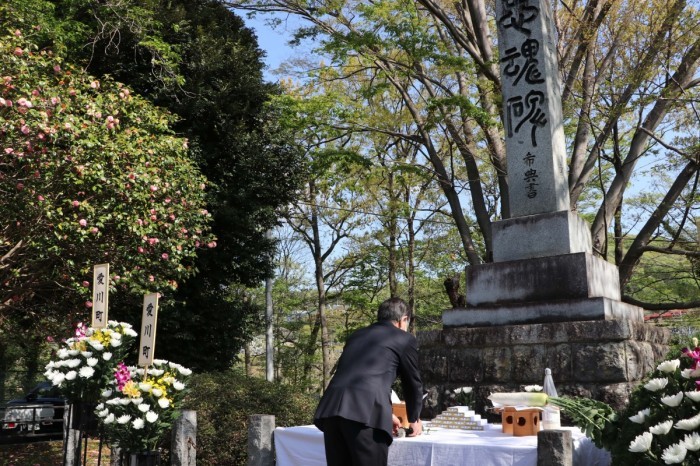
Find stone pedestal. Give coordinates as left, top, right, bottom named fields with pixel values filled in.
left=418, top=320, right=670, bottom=418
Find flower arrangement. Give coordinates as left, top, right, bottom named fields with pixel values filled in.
left=96, top=359, right=192, bottom=453
left=548, top=338, right=700, bottom=465
left=44, top=321, right=138, bottom=403
left=450, top=386, right=473, bottom=407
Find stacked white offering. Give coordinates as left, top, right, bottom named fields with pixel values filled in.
left=429, top=406, right=488, bottom=430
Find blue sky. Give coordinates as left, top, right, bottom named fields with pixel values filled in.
left=241, top=13, right=308, bottom=81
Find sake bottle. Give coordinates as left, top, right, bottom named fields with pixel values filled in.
left=542, top=368, right=561, bottom=429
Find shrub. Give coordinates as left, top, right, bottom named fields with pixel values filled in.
left=184, top=369, right=317, bottom=466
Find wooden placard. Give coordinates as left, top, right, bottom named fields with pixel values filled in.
left=91, top=263, right=109, bottom=328
left=138, top=292, right=159, bottom=367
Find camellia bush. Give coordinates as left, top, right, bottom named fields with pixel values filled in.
left=0, top=24, right=215, bottom=326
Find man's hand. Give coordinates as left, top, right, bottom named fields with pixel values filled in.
left=392, top=414, right=401, bottom=436
left=408, top=419, right=422, bottom=437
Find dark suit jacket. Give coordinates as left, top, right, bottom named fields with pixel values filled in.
left=313, top=320, right=423, bottom=441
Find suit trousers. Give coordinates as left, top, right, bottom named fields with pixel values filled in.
left=321, top=416, right=392, bottom=466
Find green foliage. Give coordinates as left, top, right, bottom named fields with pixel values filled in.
left=547, top=396, right=619, bottom=450
left=184, top=370, right=317, bottom=466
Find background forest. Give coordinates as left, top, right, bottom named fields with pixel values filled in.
left=1, top=0, right=700, bottom=405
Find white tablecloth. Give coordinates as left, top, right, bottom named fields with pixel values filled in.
left=274, top=423, right=611, bottom=466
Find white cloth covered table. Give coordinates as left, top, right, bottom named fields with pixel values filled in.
left=274, top=423, right=611, bottom=466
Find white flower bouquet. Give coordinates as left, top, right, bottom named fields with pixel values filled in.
left=44, top=321, right=138, bottom=403
left=451, top=386, right=474, bottom=407
left=549, top=338, right=700, bottom=465
left=96, top=359, right=192, bottom=453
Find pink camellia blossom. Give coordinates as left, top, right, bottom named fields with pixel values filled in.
left=72, top=200, right=79, bottom=207
left=85, top=301, right=93, bottom=308
left=148, top=275, right=155, bottom=282
left=169, top=214, right=176, bottom=221
left=113, top=275, right=120, bottom=281
left=90, top=227, right=98, bottom=234
left=17, top=98, right=32, bottom=108
left=150, top=215, right=157, bottom=221
left=46, top=336, right=54, bottom=342
left=150, top=185, right=158, bottom=192
left=90, top=80, right=100, bottom=89
left=4, top=148, right=13, bottom=154
left=16, top=183, right=24, bottom=190
left=195, top=241, right=200, bottom=247
left=137, top=247, right=144, bottom=253
left=82, top=281, right=89, bottom=287
left=14, top=47, right=23, bottom=56
left=32, top=89, right=39, bottom=96
left=161, top=253, right=169, bottom=260
left=14, top=30, right=21, bottom=37
left=37, top=195, right=44, bottom=201
left=165, top=197, right=171, bottom=204
left=20, top=125, right=30, bottom=134
left=53, top=65, right=61, bottom=73
left=137, top=218, right=143, bottom=226
left=79, top=219, right=87, bottom=227
left=207, top=241, right=217, bottom=248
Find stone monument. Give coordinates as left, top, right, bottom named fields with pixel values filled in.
left=418, top=0, right=669, bottom=416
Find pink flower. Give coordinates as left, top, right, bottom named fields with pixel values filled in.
left=150, top=215, right=157, bottom=221
left=90, top=80, right=100, bottom=89
left=37, top=195, right=44, bottom=201
left=207, top=241, right=217, bottom=248
left=161, top=253, right=169, bottom=260
left=148, top=275, right=155, bottom=282
left=82, top=281, right=89, bottom=287
left=20, top=125, right=30, bottom=134
left=85, top=301, right=93, bottom=308
left=137, top=247, right=144, bottom=253
left=78, top=219, right=87, bottom=227
left=114, top=362, right=131, bottom=391
left=46, top=336, right=54, bottom=342
left=165, top=197, right=171, bottom=204
left=137, top=218, right=143, bottom=226
left=90, top=227, right=98, bottom=234
left=53, top=65, right=61, bottom=73
left=4, top=148, right=13, bottom=154
left=16, top=182, right=24, bottom=190
left=150, top=185, right=158, bottom=192
left=148, top=238, right=157, bottom=245
left=75, top=323, right=87, bottom=337
left=14, top=30, right=21, bottom=37
left=14, top=47, right=23, bottom=56
left=72, top=200, right=80, bottom=207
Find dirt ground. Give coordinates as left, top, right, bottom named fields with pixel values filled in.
left=0, top=438, right=110, bottom=466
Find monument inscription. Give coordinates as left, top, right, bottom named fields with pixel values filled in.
left=496, top=0, right=569, bottom=217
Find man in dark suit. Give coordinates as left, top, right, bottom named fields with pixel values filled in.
left=313, top=297, right=423, bottom=466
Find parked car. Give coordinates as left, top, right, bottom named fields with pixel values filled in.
left=1, top=382, right=66, bottom=439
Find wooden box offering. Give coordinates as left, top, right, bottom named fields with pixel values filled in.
left=501, top=407, right=541, bottom=436
left=392, top=403, right=410, bottom=428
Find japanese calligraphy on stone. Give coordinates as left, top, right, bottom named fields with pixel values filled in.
left=496, top=0, right=569, bottom=217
